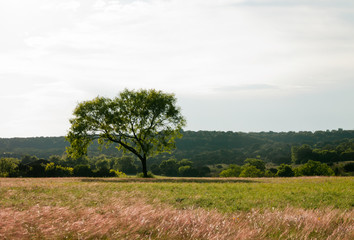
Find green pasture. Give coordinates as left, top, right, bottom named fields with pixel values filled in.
left=1, top=177, right=353, bottom=213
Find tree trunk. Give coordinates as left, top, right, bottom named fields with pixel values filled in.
left=141, top=157, right=148, bottom=177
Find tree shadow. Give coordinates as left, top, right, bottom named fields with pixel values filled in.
left=81, top=177, right=257, bottom=183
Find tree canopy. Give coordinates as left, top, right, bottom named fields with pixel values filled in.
left=66, top=89, right=186, bottom=177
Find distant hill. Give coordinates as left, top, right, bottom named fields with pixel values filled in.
left=1, top=129, right=354, bottom=166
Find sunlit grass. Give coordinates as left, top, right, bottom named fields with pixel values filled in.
left=0, top=177, right=353, bottom=239
left=1, top=177, right=353, bottom=211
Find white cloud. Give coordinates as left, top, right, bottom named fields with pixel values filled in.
left=0, top=0, right=353, bottom=136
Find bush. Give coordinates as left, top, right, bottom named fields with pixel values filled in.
left=276, top=164, right=295, bottom=177
left=45, top=163, right=73, bottom=177
left=150, top=163, right=161, bottom=175
left=178, top=159, right=193, bottom=167
left=295, top=160, right=335, bottom=176
left=95, top=159, right=110, bottom=172
left=197, top=166, right=211, bottom=177
left=114, top=156, right=138, bottom=174
left=93, top=168, right=111, bottom=177
left=73, top=165, right=93, bottom=177
left=109, top=169, right=126, bottom=177
left=0, top=158, right=20, bottom=177
left=219, top=164, right=242, bottom=177
left=25, top=160, right=49, bottom=177
left=343, top=162, right=354, bottom=172
left=21, top=155, right=38, bottom=165
left=178, top=165, right=198, bottom=177
left=265, top=168, right=278, bottom=177
left=244, top=158, right=266, bottom=171
left=268, top=168, right=278, bottom=175
left=159, top=158, right=178, bottom=176
left=136, top=171, right=154, bottom=178
left=239, top=165, right=264, bottom=177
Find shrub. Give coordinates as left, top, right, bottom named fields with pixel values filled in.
left=264, top=170, right=275, bottom=177
left=268, top=168, right=278, bottom=175
left=0, top=158, right=20, bottom=177
left=73, top=165, right=93, bottom=177
left=150, top=163, right=162, bottom=175
left=45, top=163, right=73, bottom=177
left=113, top=156, right=138, bottom=174
left=159, top=158, right=179, bottom=176
left=178, top=165, right=198, bottom=177
left=109, top=169, right=126, bottom=177
left=25, top=160, right=49, bottom=177
left=93, top=168, right=111, bottom=177
left=95, top=159, right=110, bottom=172
left=197, top=166, right=211, bottom=177
left=244, top=158, right=266, bottom=171
left=219, top=164, right=242, bottom=177
left=343, top=162, right=354, bottom=172
left=265, top=168, right=278, bottom=177
left=239, top=165, right=264, bottom=177
left=178, top=159, right=193, bottom=167
left=295, top=160, right=335, bottom=176
left=276, top=164, right=295, bottom=177
left=136, top=171, right=154, bottom=178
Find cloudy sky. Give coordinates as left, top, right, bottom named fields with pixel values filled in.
left=1, top=0, right=354, bottom=137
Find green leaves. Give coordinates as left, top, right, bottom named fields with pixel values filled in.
left=66, top=89, right=186, bottom=173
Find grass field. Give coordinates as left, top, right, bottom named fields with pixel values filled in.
left=0, top=177, right=353, bottom=239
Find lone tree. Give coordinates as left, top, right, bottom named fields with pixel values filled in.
left=66, top=89, right=186, bottom=177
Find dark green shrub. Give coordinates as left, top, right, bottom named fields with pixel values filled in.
left=159, top=158, right=178, bottom=176
left=276, top=164, right=294, bottom=177
left=114, top=156, right=138, bottom=174
left=178, top=165, right=198, bottom=177
left=244, top=158, right=266, bottom=171
left=73, top=165, right=93, bottom=177
left=150, top=163, right=161, bottom=175
left=25, top=159, right=49, bottom=177
left=197, top=166, right=211, bottom=177
left=343, top=162, right=354, bottom=172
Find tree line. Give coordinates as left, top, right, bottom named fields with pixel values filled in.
left=1, top=130, right=354, bottom=166
left=1, top=153, right=353, bottom=178
left=218, top=159, right=347, bottom=177
left=291, top=141, right=354, bottom=164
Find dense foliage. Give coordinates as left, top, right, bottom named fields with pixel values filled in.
left=2, top=129, right=353, bottom=164
left=0, top=129, right=353, bottom=177
left=66, top=89, right=186, bottom=177
left=218, top=159, right=335, bottom=178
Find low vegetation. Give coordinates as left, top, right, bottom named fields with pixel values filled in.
left=0, top=177, right=353, bottom=239
left=1, top=154, right=352, bottom=178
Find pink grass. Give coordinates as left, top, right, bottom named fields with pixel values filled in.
left=0, top=177, right=353, bottom=239
left=1, top=198, right=353, bottom=240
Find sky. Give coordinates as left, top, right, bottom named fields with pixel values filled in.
left=1, top=0, right=354, bottom=138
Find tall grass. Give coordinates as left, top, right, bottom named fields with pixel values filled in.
left=0, top=177, right=353, bottom=239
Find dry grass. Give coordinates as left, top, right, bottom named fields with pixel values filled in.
left=1, top=196, right=353, bottom=239
left=0, top=177, right=353, bottom=239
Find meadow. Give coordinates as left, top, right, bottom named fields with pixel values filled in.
left=0, top=177, right=353, bottom=239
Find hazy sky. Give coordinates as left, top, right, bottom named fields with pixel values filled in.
left=1, top=0, right=354, bottom=137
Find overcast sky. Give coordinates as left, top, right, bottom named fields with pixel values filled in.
left=1, top=0, right=354, bottom=138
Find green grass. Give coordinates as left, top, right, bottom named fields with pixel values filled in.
left=0, top=177, right=353, bottom=239
left=112, top=177, right=354, bottom=212
left=1, top=177, right=353, bottom=212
